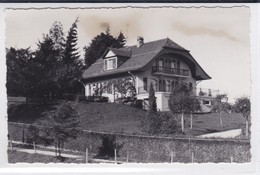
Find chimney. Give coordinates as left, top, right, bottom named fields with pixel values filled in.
left=137, top=36, right=144, bottom=47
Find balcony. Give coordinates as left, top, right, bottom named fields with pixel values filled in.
left=138, top=85, right=195, bottom=95
left=138, top=85, right=218, bottom=98
left=152, top=66, right=189, bottom=77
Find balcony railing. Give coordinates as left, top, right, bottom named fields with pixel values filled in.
left=138, top=85, right=219, bottom=98
left=138, top=85, right=196, bottom=95
left=152, top=66, right=189, bottom=76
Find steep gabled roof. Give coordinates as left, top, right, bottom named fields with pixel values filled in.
left=82, top=38, right=211, bottom=80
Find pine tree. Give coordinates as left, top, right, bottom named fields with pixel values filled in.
left=148, top=82, right=157, bottom=112
left=57, top=18, right=83, bottom=95
left=64, top=18, right=81, bottom=68
left=33, top=35, right=61, bottom=98
left=49, top=21, right=65, bottom=52
left=84, top=28, right=126, bottom=68
left=114, top=31, right=126, bottom=48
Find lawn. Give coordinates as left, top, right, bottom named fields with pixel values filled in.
left=8, top=150, right=84, bottom=163
left=184, top=112, right=246, bottom=136
left=8, top=99, right=246, bottom=136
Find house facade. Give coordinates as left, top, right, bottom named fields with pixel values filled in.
left=82, top=37, right=211, bottom=111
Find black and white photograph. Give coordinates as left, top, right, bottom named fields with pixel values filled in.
left=3, top=4, right=255, bottom=167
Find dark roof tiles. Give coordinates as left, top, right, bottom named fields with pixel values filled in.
left=82, top=38, right=210, bottom=80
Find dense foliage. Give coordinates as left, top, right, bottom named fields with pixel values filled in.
left=233, top=96, right=251, bottom=137
left=148, top=83, right=157, bottom=113
left=6, top=19, right=84, bottom=98
left=168, top=82, right=200, bottom=132
left=84, top=28, right=126, bottom=68
left=142, top=83, right=179, bottom=135
left=43, top=102, right=80, bottom=157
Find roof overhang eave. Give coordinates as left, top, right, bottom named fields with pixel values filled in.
left=195, top=76, right=212, bottom=81
left=82, top=67, right=142, bottom=80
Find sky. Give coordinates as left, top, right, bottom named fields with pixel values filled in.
left=5, top=6, right=250, bottom=103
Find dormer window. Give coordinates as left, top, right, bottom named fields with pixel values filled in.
left=104, top=57, right=117, bottom=70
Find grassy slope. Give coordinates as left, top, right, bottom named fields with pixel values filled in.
left=8, top=100, right=246, bottom=136
left=8, top=150, right=84, bottom=163
left=73, top=102, right=148, bottom=134
left=8, top=101, right=149, bottom=135
left=184, top=113, right=246, bottom=136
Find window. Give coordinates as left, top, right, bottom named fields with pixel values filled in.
left=143, top=77, right=148, bottom=90
left=203, top=100, right=210, bottom=105
left=159, top=59, right=163, bottom=67
left=104, top=59, right=107, bottom=70
left=171, top=81, right=176, bottom=92
left=104, top=57, right=117, bottom=70
left=159, top=79, right=166, bottom=92
left=112, top=59, right=116, bottom=69
left=171, top=60, right=177, bottom=68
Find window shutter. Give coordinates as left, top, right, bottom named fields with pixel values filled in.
left=143, top=77, right=148, bottom=90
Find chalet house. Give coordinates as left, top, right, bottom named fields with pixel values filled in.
left=82, top=37, right=211, bottom=111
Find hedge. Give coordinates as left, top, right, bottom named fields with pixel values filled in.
left=8, top=122, right=250, bottom=163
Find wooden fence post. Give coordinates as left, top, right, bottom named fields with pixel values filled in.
left=191, top=152, right=194, bottom=163
left=33, top=142, right=36, bottom=154
left=230, top=156, right=233, bottom=163
left=114, top=149, right=117, bottom=164
left=86, top=148, right=88, bottom=163
left=10, top=140, right=13, bottom=150
left=126, top=150, right=129, bottom=163
left=22, top=129, right=25, bottom=143
left=55, top=144, right=57, bottom=157
left=170, top=151, right=173, bottom=163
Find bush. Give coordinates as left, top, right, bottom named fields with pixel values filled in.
left=85, top=96, right=109, bottom=103
left=142, top=112, right=180, bottom=135
left=62, top=94, right=86, bottom=101
left=115, top=97, right=143, bottom=109
left=97, top=135, right=122, bottom=158
left=26, top=125, right=42, bottom=144
left=26, top=125, right=54, bottom=146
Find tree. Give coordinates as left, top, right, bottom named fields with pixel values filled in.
left=212, top=94, right=230, bottom=127
left=49, top=21, right=66, bottom=52
left=234, top=97, right=251, bottom=137
left=6, top=47, right=33, bottom=97
left=32, top=35, right=61, bottom=98
left=168, top=82, right=191, bottom=132
left=113, top=80, right=136, bottom=101
left=148, top=83, right=157, bottom=112
left=44, top=102, right=80, bottom=157
left=186, top=96, right=201, bottom=129
left=64, top=18, right=81, bottom=68
left=113, top=31, right=127, bottom=48
left=84, top=28, right=126, bottom=68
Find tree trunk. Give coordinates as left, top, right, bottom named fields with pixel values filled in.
left=219, top=112, right=223, bottom=127
left=190, top=114, right=193, bottom=129
left=58, top=141, right=61, bottom=157
left=246, top=120, right=249, bottom=138
left=181, top=113, right=184, bottom=132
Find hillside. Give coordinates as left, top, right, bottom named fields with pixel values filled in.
left=8, top=99, right=246, bottom=136
left=8, top=100, right=150, bottom=135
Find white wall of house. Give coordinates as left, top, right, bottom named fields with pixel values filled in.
left=85, top=75, right=134, bottom=102
left=106, top=50, right=116, bottom=57
left=84, top=53, right=198, bottom=111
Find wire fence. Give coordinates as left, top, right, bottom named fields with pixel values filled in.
left=8, top=122, right=250, bottom=163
